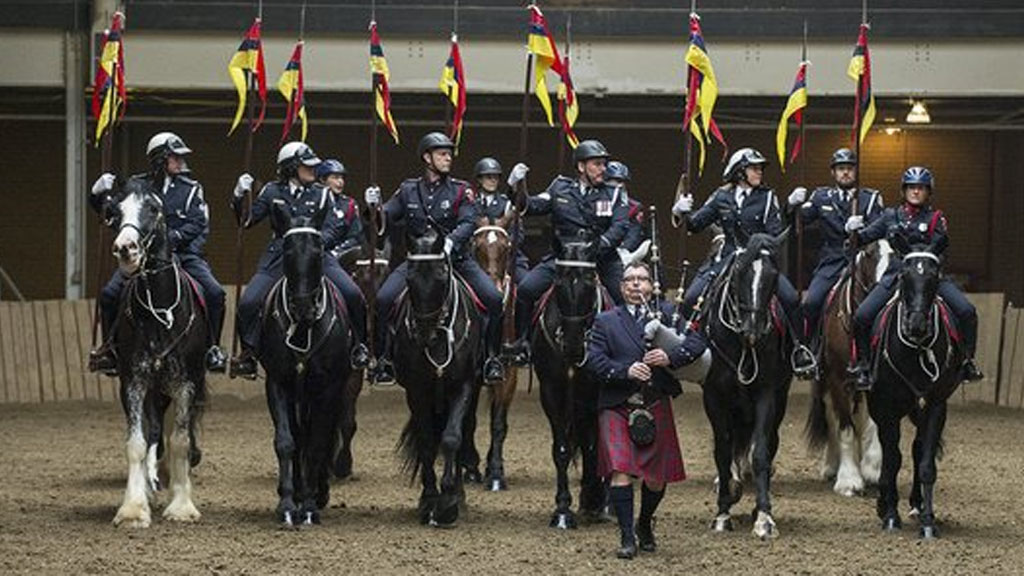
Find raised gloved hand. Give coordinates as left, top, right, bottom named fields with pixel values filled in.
left=234, top=173, right=254, bottom=198
left=91, top=173, right=116, bottom=196
left=788, top=186, right=808, bottom=206
left=364, top=185, right=381, bottom=206
left=671, top=193, right=694, bottom=216
left=507, top=162, right=530, bottom=187
left=845, top=214, right=865, bottom=233
left=443, top=237, right=454, bottom=256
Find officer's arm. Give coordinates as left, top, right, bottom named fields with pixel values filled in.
left=235, top=183, right=272, bottom=228
left=377, top=189, right=404, bottom=237
left=864, top=191, right=885, bottom=224
left=928, top=212, right=950, bottom=256
left=685, top=190, right=720, bottom=233
left=521, top=180, right=556, bottom=216
left=448, top=187, right=477, bottom=251
left=597, top=193, right=632, bottom=253
left=667, top=328, right=708, bottom=369
left=170, top=184, right=209, bottom=249
left=764, top=191, right=784, bottom=236
left=583, top=315, right=633, bottom=386
left=799, top=188, right=823, bottom=222
left=858, top=208, right=891, bottom=245
left=337, top=202, right=365, bottom=253
left=319, top=192, right=343, bottom=250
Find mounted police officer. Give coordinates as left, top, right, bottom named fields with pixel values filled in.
left=845, top=166, right=983, bottom=391
left=316, top=158, right=370, bottom=366
left=473, top=156, right=529, bottom=280
left=365, top=132, right=505, bottom=385
left=505, top=139, right=631, bottom=363
left=671, top=147, right=815, bottom=375
left=790, top=148, right=885, bottom=360
left=605, top=160, right=647, bottom=252
left=88, top=132, right=227, bottom=374
left=229, top=142, right=370, bottom=379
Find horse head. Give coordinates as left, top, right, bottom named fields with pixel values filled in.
left=895, top=237, right=942, bottom=346
left=473, top=213, right=513, bottom=290
left=112, top=178, right=169, bottom=276
left=275, top=201, right=326, bottom=325
left=729, top=230, right=787, bottom=347
left=407, top=226, right=451, bottom=345
left=553, top=237, right=599, bottom=364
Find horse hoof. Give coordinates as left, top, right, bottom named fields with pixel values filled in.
left=333, top=453, right=353, bottom=480
left=550, top=511, right=577, bottom=530
left=189, top=446, right=202, bottom=468
left=280, top=510, right=299, bottom=529
left=487, top=477, right=507, bottom=492
left=464, top=468, right=484, bottom=484
left=908, top=506, right=921, bottom=519
left=882, top=516, right=902, bottom=532
left=752, top=511, right=778, bottom=540
left=302, top=510, right=319, bottom=526
left=920, top=525, right=939, bottom=540
left=711, top=514, right=733, bottom=533
left=431, top=500, right=460, bottom=527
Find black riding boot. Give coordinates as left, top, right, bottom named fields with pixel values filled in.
left=960, top=316, right=983, bottom=382
left=483, top=317, right=505, bottom=385
left=205, top=346, right=227, bottom=373
left=229, top=346, right=258, bottom=380
left=636, top=483, right=664, bottom=553
left=610, top=485, right=636, bottom=559
left=849, top=329, right=873, bottom=392
left=88, top=310, right=119, bottom=376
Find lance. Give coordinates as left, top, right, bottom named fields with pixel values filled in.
left=850, top=0, right=868, bottom=251
left=556, top=13, right=571, bottom=173
left=671, top=0, right=698, bottom=324
left=365, top=13, right=382, bottom=367
left=443, top=1, right=458, bottom=137
left=796, top=19, right=808, bottom=291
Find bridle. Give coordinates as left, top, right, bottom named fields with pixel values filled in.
left=277, top=226, right=334, bottom=356
left=405, top=251, right=464, bottom=374
left=710, top=248, right=776, bottom=385
left=542, top=258, right=600, bottom=367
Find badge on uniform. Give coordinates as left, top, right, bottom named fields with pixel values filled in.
left=596, top=200, right=612, bottom=217
left=918, top=223, right=928, bottom=232
left=441, top=199, right=450, bottom=210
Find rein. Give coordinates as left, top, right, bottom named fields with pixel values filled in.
left=710, top=266, right=763, bottom=385
left=540, top=259, right=601, bottom=368
left=404, top=253, right=467, bottom=375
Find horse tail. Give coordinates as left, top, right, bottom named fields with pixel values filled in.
left=731, top=403, right=755, bottom=463
left=804, top=378, right=830, bottom=453
left=396, top=416, right=421, bottom=483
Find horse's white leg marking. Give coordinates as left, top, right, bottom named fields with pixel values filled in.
left=146, top=443, right=160, bottom=494
left=821, top=395, right=840, bottom=480
left=834, top=425, right=865, bottom=497
left=163, top=387, right=200, bottom=522
left=752, top=510, right=778, bottom=540
left=857, top=403, right=882, bottom=485
left=114, top=388, right=151, bottom=528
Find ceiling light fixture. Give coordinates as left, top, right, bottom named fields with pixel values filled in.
left=906, top=100, right=931, bottom=124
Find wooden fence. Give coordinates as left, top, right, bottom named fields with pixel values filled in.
left=1, top=291, right=1023, bottom=408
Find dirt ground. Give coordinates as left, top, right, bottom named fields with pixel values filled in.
left=1, top=383, right=1023, bottom=575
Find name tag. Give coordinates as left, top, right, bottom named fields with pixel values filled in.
left=596, top=200, right=612, bottom=217
left=821, top=205, right=834, bottom=212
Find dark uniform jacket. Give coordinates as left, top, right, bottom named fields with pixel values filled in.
left=524, top=176, right=631, bottom=256
left=328, top=193, right=365, bottom=258
left=686, top=183, right=782, bottom=272
left=585, top=301, right=706, bottom=410
left=380, top=175, right=476, bottom=260
left=476, top=191, right=528, bottom=260
left=857, top=202, right=949, bottom=288
left=800, top=186, right=884, bottom=278
left=622, top=198, right=648, bottom=252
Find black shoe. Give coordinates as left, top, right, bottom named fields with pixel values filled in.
left=351, top=343, right=370, bottom=370
left=849, top=359, right=872, bottom=392
left=503, top=339, right=531, bottom=366
left=230, top=350, right=258, bottom=380
left=374, top=357, right=395, bottom=385
left=961, top=358, right=984, bottom=382
left=484, top=356, right=504, bottom=385
left=792, top=345, right=817, bottom=377
left=636, top=517, right=657, bottom=552
left=616, top=537, right=637, bottom=560
left=88, top=346, right=119, bottom=376
left=205, top=346, right=227, bottom=373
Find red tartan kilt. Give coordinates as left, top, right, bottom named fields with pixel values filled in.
left=598, top=399, right=686, bottom=485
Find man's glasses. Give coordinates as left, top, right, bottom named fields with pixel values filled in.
left=623, top=275, right=651, bottom=284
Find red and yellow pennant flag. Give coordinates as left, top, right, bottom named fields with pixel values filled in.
left=370, top=21, right=399, bottom=144
left=682, top=13, right=727, bottom=175
left=776, top=61, right=808, bottom=172
left=277, top=41, right=307, bottom=143
left=438, top=33, right=467, bottom=149
left=227, top=17, right=267, bottom=135
left=526, top=5, right=564, bottom=127
left=557, top=53, right=580, bottom=148
left=92, top=11, right=126, bottom=146
left=847, top=23, right=876, bottom=145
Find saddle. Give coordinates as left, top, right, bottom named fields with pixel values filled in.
left=180, top=268, right=207, bottom=314
left=871, top=295, right=961, bottom=351
left=390, top=271, right=485, bottom=323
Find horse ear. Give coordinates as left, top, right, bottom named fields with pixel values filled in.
left=476, top=214, right=489, bottom=229
left=889, top=229, right=912, bottom=255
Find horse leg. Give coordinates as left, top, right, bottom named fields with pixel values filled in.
left=333, top=371, right=361, bottom=480
left=577, top=400, right=606, bottom=521
left=909, top=434, right=924, bottom=517
left=266, top=378, right=299, bottom=526
left=874, top=411, right=903, bottom=532
left=418, top=437, right=441, bottom=526
left=856, top=399, right=882, bottom=486
left=485, top=387, right=510, bottom=491
left=705, top=391, right=738, bottom=532
left=163, top=382, right=201, bottom=522
left=750, top=390, right=779, bottom=540
left=143, top=393, right=169, bottom=494
left=113, top=382, right=152, bottom=528
left=915, top=402, right=947, bottom=540
left=458, top=381, right=483, bottom=485
left=434, top=378, right=474, bottom=527
left=820, top=393, right=841, bottom=481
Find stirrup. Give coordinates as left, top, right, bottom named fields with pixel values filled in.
left=791, top=344, right=817, bottom=376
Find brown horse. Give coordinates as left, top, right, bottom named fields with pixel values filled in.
left=805, top=239, right=892, bottom=496
left=460, top=213, right=520, bottom=491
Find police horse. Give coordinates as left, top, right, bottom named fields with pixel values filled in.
left=394, top=227, right=484, bottom=526
left=701, top=232, right=792, bottom=539
left=107, top=179, right=208, bottom=528
left=804, top=240, right=891, bottom=496
left=460, top=212, right=519, bottom=491
left=533, top=240, right=607, bottom=529
left=259, top=203, right=352, bottom=526
left=869, top=235, right=964, bottom=539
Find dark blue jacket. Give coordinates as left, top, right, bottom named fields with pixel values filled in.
left=622, top=198, right=648, bottom=251
left=524, top=176, right=631, bottom=256
left=90, top=172, right=211, bottom=257
left=328, top=192, right=365, bottom=258
left=380, top=175, right=476, bottom=259
left=858, top=202, right=949, bottom=287
left=686, top=184, right=782, bottom=274
left=476, top=191, right=528, bottom=264
left=585, top=300, right=707, bottom=409
left=800, top=186, right=884, bottom=278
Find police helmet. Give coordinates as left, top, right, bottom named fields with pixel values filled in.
left=573, top=139, right=610, bottom=163
left=146, top=132, right=192, bottom=163
left=722, top=147, right=767, bottom=183
left=277, top=141, right=321, bottom=169
left=474, top=157, right=503, bottom=178
left=604, top=161, right=631, bottom=182
left=417, top=132, right=456, bottom=158
left=901, top=166, right=934, bottom=191
left=316, top=159, right=347, bottom=180
left=830, top=148, right=858, bottom=168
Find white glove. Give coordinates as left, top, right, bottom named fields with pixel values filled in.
left=443, top=237, right=454, bottom=256
left=507, top=162, right=530, bottom=187
left=364, top=186, right=381, bottom=206
left=671, top=193, right=694, bottom=216
left=845, top=215, right=865, bottom=233
left=234, top=173, right=254, bottom=198
left=91, top=173, right=115, bottom=196
left=788, top=186, right=808, bottom=206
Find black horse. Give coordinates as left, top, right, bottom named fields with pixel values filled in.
left=260, top=203, right=352, bottom=526
left=107, top=179, right=209, bottom=528
left=394, top=228, right=483, bottom=527
left=702, top=231, right=792, bottom=539
left=533, top=241, right=606, bottom=529
left=869, top=238, right=964, bottom=540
